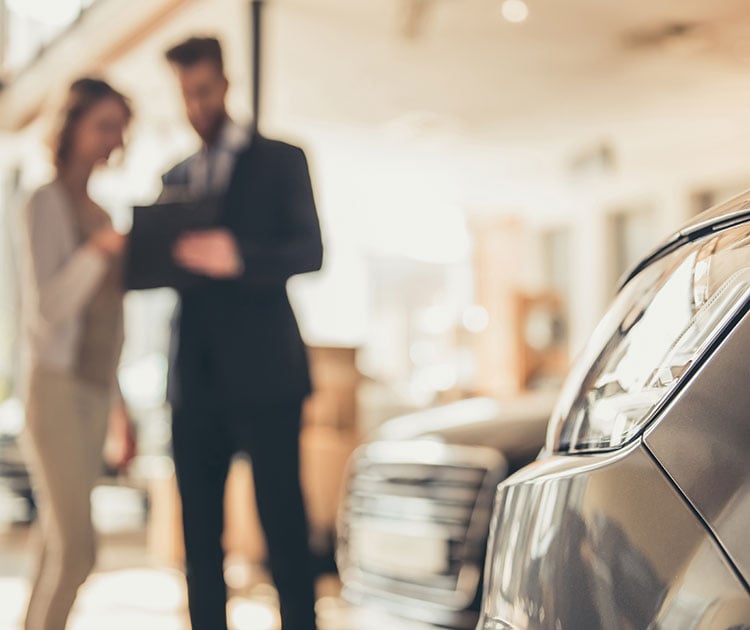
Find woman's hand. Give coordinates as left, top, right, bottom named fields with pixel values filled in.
left=90, top=227, right=126, bottom=257
left=104, top=399, right=137, bottom=473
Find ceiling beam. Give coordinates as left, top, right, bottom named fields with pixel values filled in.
left=0, top=0, right=189, bottom=131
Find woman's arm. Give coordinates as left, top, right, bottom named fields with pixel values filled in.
left=24, top=188, right=109, bottom=325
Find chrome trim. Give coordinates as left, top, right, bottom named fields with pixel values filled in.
left=620, top=190, right=750, bottom=290
left=343, top=589, right=480, bottom=629
left=682, top=200, right=750, bottom=237
left=338, top=440, right=507, bottom=617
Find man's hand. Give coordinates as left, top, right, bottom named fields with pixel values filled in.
left=90, top=227, right=127, bottom=257
left=173, top=229, right=243, bottom=278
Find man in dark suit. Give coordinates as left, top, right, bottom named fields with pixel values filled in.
left=161, top=37, right=322, bottom=630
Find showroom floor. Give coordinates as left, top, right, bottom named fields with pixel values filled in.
left=0, top=527, right=434, bottom=630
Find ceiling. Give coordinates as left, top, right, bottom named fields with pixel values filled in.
left=6, top=0, right=750, bottom=183
left=256, top=0, right=750, bottom=138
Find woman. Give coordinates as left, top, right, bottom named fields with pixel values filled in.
left=19, top=78, right=131, bottom=630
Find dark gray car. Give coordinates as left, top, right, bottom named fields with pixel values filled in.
left=478, top=192, right=750, bottom=629
left=337, top=393, right=557, bottom=628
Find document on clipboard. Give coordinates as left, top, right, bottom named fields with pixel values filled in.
left=124, top=198, right=220, bottom=291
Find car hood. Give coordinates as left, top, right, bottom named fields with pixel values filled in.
left=373, top=390, right=559, bottom=459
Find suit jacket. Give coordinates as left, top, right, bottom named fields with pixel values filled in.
left=162, top=134, right=323, bottom=406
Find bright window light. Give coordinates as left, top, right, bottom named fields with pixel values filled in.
left=463, top=305, right=490, bottom=333
left=6, top=0, right=82, bottom=27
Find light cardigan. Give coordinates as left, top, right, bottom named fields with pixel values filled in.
left=19, top=180, right=110, bottom=375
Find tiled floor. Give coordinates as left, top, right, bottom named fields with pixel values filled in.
left=0, top=526, right=434, bottom=630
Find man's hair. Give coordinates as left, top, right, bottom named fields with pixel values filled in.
left=165, top=36, right=224, bottom=74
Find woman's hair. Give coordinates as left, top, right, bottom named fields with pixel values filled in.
left=53, top=77, right=132, bottom=171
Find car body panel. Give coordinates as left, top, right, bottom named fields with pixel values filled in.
left=478, top=442, right=750, bottom=629
left=645, top=304, right=750, bottom=586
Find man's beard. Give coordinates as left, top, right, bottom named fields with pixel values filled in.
left=197, top=111, right=227, bottom=145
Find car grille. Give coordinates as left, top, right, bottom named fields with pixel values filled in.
left=338, top=440, right=507, bottom=611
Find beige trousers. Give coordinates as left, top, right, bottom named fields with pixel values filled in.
left=21, top=367, right=110, bottom=630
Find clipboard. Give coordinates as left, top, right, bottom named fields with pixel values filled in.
left=124, top=198, right=220, bottom=291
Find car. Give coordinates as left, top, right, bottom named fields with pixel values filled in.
left=336, top=391, right=558, bottom=629
left=477, top=192, right=750, bottom=629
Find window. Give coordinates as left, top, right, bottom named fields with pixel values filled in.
left=607, top=208, right=655, bottom=290
left=1, top=0, right=96, bottom=76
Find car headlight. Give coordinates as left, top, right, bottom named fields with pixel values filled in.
left=480, top=619, right=514, bottom=629
left=546, top=223, right=750, bottom=454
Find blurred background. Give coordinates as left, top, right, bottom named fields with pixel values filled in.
left=1, top=0, right=750, bottom=628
